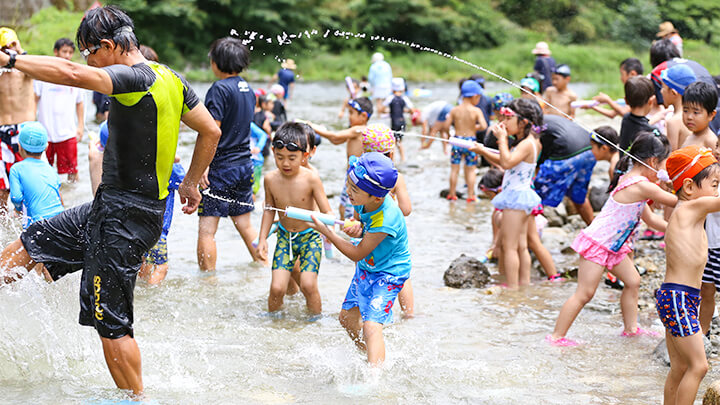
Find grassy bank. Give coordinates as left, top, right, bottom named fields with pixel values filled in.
left=12, top=6, right=720, bottom=99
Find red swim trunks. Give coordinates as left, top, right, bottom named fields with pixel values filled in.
left=46, top=137, right=78, bottom=175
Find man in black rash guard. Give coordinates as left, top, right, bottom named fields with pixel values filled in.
left=0, top=6, right=220, bottom=397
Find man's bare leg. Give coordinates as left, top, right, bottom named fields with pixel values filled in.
left=0, top=239, right=35, bottom=283
left=101, top=335, right=143, bottom=398
left=197, top=216, right=220, bottom=271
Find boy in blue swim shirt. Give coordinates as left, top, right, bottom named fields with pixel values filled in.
left=311, top=152, right=411, bottom=365
left=9, top=122, right=64, bottom=227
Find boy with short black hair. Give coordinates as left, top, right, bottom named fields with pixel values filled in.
left=589, top=125, right=620, bottom=178
left=588, top=58, right=644, bottom=118
left=618, top=76, right=659, bottom=151
left=681, top=81, right=718, bottom=149
left=543, top=64, right=577, bottom=118
left=311, top=97, right=373, bottom=219
left=197, top=36, right=263, bottom=269
left=660, top=64, right=696, bottom=149
left=257, top=123, right=332, bottom=315
left=310, top=152, right=410, bottom=365
left=658, top=145, right=720, bottom=405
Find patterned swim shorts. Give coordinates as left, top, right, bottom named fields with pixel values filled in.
left=656, top=282, right=701, bottom=337
left=272, top=224, right=323, bottom=273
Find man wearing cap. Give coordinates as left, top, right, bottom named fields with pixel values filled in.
left=368, top=52, right=393, bottom=114
left=657, top=21, right=683, bottom=56
left=532, top=41, right=556, bottom=92
left=0, top=6, right=221, bottom=397
left=0, top=27, right=35, bottom=212
left=660, top=64, right=697, bottom=149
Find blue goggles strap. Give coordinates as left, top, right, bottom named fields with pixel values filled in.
left=348, top=100, right=371, bottom=118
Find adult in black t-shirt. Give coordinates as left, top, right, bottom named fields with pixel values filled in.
left=197, top=37, right=264, bottom=268
left=534, top=115, right=596, bottom=225
left=0, top=6, right=221, bottom=396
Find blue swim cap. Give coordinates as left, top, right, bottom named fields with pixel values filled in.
left=461, top=80, right=483, bottom=98
left=347, top=152, right=398, bottom=198
left=492, top=92, right=514, bottom=111
left=99, top=120, right=109, bottom=148
left=18, top=121, right=48, bottom=153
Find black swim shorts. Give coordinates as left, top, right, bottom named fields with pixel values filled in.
left=198, top=160, right=254, bottom=217
left=20, top=185, right=165, bottom=339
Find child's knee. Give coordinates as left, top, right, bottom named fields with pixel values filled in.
left=575, top=289, right=595, bottom=304
left=269, top=279, right=288, bottom=297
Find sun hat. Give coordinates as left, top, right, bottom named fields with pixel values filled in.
left=362, top=123, right=395, bottom=154
left=18, top=121, right=48, bottom=153
left=461, top=80, right=483, bottom=97
left=371, top=52, right=384, bottom=63
left=0, top=27, right=18, bottom=48
left=492, top=93, right=514, bottom=111
left=660, top=64, right=696, bottom=95
left=554, top=64, right=571, bottom=77
left=657, top=21, right=678, bottom=38
left=666, top=145, right=717, bottom=192
left=531, top=41, right=551, bottom=55
left=391, top=77, right=405, bottom=92
left=347, top=152, right=398, bottom=197
left=520, top=77, right=540, bottom=93
left=281, top=58, right=296, bottom=70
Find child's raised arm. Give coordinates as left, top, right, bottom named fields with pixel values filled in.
left=494, top=124, right=535, bottom=170
left=311, top=124, right=361, bottom=145
left=636, top=181, right=678, bottom=208
left=393, top=174, right=412, bottom=216
left=641, top=204, right=668, bottom=232
left=311, top=215, right=387, bottom=263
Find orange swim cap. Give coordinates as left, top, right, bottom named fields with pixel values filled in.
left=666, top=145, right=717, bottom=192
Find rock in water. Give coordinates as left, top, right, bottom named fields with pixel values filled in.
left=439, top=189, right=464, bottom=200
left=704, top=380, right=720, bottom=404
left=443, top=254, right=490, bottom=288
left=589, top=185, right=609, bottom=212
left=654, top=336, right=713, bottom=367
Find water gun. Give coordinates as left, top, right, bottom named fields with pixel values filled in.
left=448, top=137, right=477, bottom=150
left=412, top=88, right=432, bottom=98
left=285, top=207, right=360, bottom=228
left=571, top=99, right=627, bottom=109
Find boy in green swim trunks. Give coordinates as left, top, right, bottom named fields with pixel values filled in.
left=257, top=122, right=333, bottom=315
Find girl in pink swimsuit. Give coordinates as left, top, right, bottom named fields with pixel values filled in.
left=549, top=132, right=678, bottom=346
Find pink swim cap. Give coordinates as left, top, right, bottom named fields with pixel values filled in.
left=362, top=124, right=395, bottom=154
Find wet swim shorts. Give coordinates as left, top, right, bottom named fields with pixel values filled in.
left=143, top=232, right=168, bottom=265
left=450, top=136, right=478, bottom=166
left=0, top=124, right=22, bottom=189
left=342, top=265, right=407, bottom=324
left=656, top=282, right=701, bottom=337
left=198, top=160, right=254, bottom=217
left=703, top=248, right=720, bottom=292
left=20, top=185, right=165, bottom=339
left=272, top=224, right=322, bottom=273
left=534, top=149, right=595, bottom=207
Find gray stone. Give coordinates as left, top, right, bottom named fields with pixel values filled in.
left=544, top=205, right=567, bottom=227
left=588, top=185, right=610, bottom=212
left=654, top=336, right=712, bottom=367
left=443, top=254, right=491, bottom=289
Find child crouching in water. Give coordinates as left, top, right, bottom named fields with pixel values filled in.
left=310, top=152, right=410, bottom=365
left=658, top=145, right=720, bottom=405
left=257, top=123, right=332, bottom=315
left=549, top=132, right=677, bottom=346
left=471, top=98, right=543, bottom=288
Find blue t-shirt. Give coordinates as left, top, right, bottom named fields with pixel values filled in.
left=354, top=196, right=411, bottom=277
left=249, top=122, right=268, bottom=166
left=204, top=76, right=255, bottom=168
left=161, top=162, right=185, bottom=235
left=533, top=56, right=556, bottom=91
left=276, top=68, right=295, bottom=99
left=9, top=158, right=63, bottom=227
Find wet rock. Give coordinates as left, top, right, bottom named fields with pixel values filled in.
left=443, top=254, right=491, bottom=289
left=588, top=185, right=609, bottom=212
left=439, top=189, right=465, bottom=200
left=703, top=380, right=720, bottom=405
left=544, top=205, right=567, bottom=227
left=653, top=336, right=712, bottom=367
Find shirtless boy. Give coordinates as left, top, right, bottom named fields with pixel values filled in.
left=0, top=28, right=35, bottom=210
left=446, top=80, right=487, bottom=202
left=658, top=145, right=720, bottom=405
left=257, top=123, right=332, bottom=315
left=660, top=64, right=696, bottom=150
left=311, top=97, right=372, bottom=219
left=681, top=82, right=717, bottom=149
left=543, top=64, right=577, bottom=118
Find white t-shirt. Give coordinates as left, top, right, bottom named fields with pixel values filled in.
left=34, top=80, right=84, bottom=143
left=422, top=100, right=449, bottom=127
left=707, top=211, right=720, bottom=249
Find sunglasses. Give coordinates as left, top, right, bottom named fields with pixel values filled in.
left=350, top=160, right=391, bottom=191
left=273, top=139, right=302, bottom=152
left=80, top=44, right=101, bottom=60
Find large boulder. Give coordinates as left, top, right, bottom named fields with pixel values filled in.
left=443, top=254, right=491, bottom=288
left=588, top=185, right=609, bottom=212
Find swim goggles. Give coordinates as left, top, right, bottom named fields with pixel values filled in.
left=80, top=44, right=101, bottom=59
left=348, top=99, right=371, bottom=118
left=498, top=107, right=516, bottom=117
left=272, top=139, right=302, bottom=152
left=348, top=157, right=391, bottom=191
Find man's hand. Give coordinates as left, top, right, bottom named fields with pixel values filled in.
left=76, top=128, right=84, bottom=142
left=199, top=167, right=210, bottom=189
left=0, top=49, right=10, bottom=67
left=178, top=179, right=201, bottom=214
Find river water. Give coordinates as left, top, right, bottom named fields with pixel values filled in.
left=0, top=81, right=716, bottom=404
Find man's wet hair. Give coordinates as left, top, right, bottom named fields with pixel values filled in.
left=208, top=37, right=250, bottom=74
left=619, top=58, right=643, bottom=76
left=274, top=122, right=308, bottom=152
left=624, top=76, right=655, bottom=108
left=650, top=38, right=680, bottom=68
left=76, top=6, right=139, bottom=54
left=353, top=97, right=373, bottom=118
left=53, top=38, right=74, bottom=51
left=683, top=81, right=719, bottom=114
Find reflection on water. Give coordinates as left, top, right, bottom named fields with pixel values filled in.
left=0, top=81, right=716, bottom=403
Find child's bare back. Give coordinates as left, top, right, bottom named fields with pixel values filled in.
left=265, top=166, right=325, bottom=232
left=449, top=103, right=485, bottom=137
